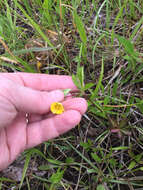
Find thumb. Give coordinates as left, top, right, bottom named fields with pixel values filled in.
left=9, top=84, right=64, bottom=114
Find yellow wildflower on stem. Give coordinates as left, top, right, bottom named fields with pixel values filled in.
left=50, top=102, right=64, bottom=114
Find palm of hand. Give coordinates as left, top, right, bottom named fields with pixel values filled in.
left=0, top=73, right=87, bottom=170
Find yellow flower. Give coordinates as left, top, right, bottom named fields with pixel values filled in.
left=50, top=102, right=64, bottom=114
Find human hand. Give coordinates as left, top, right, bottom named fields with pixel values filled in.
left=0, top=73, right=87, bottom=170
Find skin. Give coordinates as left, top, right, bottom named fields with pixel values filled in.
left=0, top=73, right=87, bottom=171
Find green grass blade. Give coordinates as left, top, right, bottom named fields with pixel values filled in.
left=14, top=1, right=55, bottom=49
left=92, top=57, right=104, bottom=98
left=42, top=0, right=53, bottom=26
left=13, top=47, right=58, bottom=55
left=19, top=152, right=31, bottom=190
left=111, top=3, right=125, bottom=43
left=93, top=0, right=106, bottom=28
left=116, top=35, right=137, bottom=56
left=73, top=11, right=87, bottom=45
left=92, top=34, right=105, bottom=66
left=130, top=16, right=143, bottom=41
left=66, top=141, right=98, bottom=172
left=0, top=177, right=15, bottom=183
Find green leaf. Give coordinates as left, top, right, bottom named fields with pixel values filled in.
left=89, top=106, right=107, bottom=119
left=19, top=152, right=31, bottom=189
left=132, top=78, right=143, bottom=83
left=134, top=154, right=142, bottom=162
left=110, top=146, right=129, bottom=151
left=97, top=184, right=105, bottom=190
left=72, top=74, right=81, bottom=89
left=112, top=79, right=119, bottom=97
left=13, top=47, right=57, bottom=55
left=14, top=1, right=54, bottom=49
left=4, top=0, right=14, bottom=30
left=111, top=3, right=125, bottom=43
left=46, top=158, right=63, bottom=165
left=84, top=83, right=94, bottom=91
left=136, top=98, right=143, bottom=114
left=0, top=177, right=15, bottom=183
left=65, top=157, right=75, bottom=164
left=91, top=58, right=104, bottom=98
left=128, top=161, right=136, bottom=170
left=67, top=141, right=98, bottom=172
left=130, top=16, right=143, bottom=40
left=109, top=158, right=117, bottom=168
left=73, top=11, right=87, bottom=45
left=87, top=169, right=97, bottom=174
left=49, top=168, right=64, bottom=184
left=26, top=148, right=47, bottom=160
left=77, top=66, right=84, bottom=88
left=103, top=96, right=110, bottom=105
left=44, top=183, right=50, bottom=190
left=91, top=153, right=102, bottom=163
left=39, top=164, right=59, bottom=170
left=63, top=89, right=71, bottom=96
left=80, top=139, right=92, bottom=150
left=116, top=35, right=138, bottom=56
left=139, top=167, right=143, bottom=171
left=42, top=0, right=52, bottom=25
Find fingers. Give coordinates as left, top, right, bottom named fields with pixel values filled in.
left=10, top=85, right=64, bottom=114
left=1, top=73, right=77, bottom=91
left=26, top=110, right=81, bottom=148
left=27, top=113, right=43, bottom=123
left=0, top=128, right=10, bottom=170
left=5, top=113, right=27, bottom=162
left=63, top=98, right=87, bottom=115
left=27, top=98, right=87, bottom=123
left=26, top=98, right=87, bottom=148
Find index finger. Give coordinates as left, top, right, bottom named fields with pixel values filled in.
left=1, top=73, right=77, bottom=91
